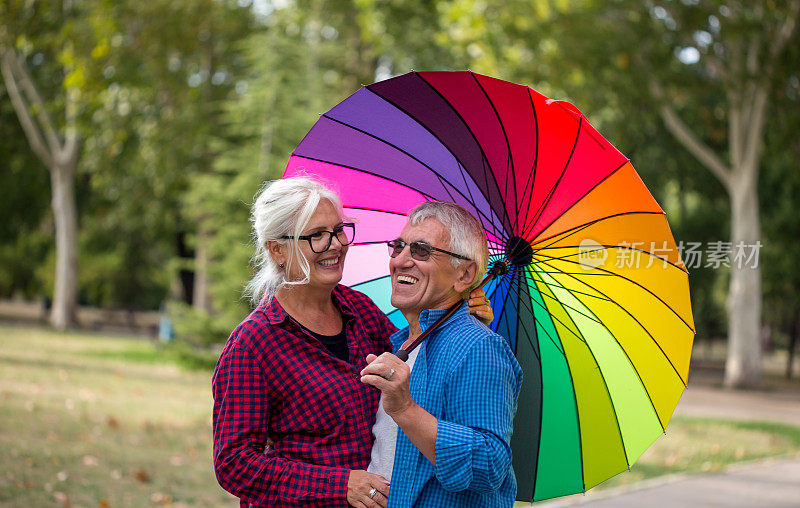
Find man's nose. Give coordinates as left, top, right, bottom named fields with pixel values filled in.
left=392, top=245, right=415, bottom=266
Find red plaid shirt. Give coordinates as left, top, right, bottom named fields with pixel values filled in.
left=212, top=285, right=395, bottom=507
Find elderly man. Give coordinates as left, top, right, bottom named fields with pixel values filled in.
left=360, top=201, right=523, bottom=508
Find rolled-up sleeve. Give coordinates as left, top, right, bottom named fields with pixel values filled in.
left=212, top=340, right=349, bottom=506
left=433, top=336, right=522, bottom=493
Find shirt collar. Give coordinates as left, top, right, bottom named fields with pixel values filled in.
left=390, top=300, right=470, bottom=348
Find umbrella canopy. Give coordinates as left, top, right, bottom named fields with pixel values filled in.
left=283, top=71, right=694, bottom=502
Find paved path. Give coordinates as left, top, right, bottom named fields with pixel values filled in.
left=538, top=456, right=800, bottom=507
left=675, top=384, right=800, bottom=427
left=531, top=384, right=800, bottom=507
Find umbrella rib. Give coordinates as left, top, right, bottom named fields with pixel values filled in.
left=528, top=159, right=630, bottom=243
left=289, top=154, right=500, bottom=233
left=532, top=256, right=689, bottom=387
left=526, top=276, right=613, bottom=304
left=535, top=240, right=686, bottom=273
left=532, top=210, right=664, bottom=251
left=529, top=265, right=668, bottom=435
left=503, top=272, right=544, bottom=362
left=469, top=72, right=519, bottom=233
left=527, top=266, right=634, bottom=471
left=527, top=276, right=604, bottom=325
left=509, top=268, right=589, bottom=352
left=515, top=89, right=541, bottom=239
left=493, top=268, right=544, bottom=358
left=520, top=115, right=583, bottom=240
left=532, top=251, right=694, bottom=334
left=525, top=268, right=589, bottom=495
left=360, top=86, right=508, bottom=239
left=496, top=269, right=536, bottom=355
left=316, top=116, right=503, bottom=234
left=344, top=206, right=411, bottom=217
left=349, top=274, right=390, bottom=287
left=412, top=72, right=513, bottom=234
left=456, top=158, right=506, bottom=244
left=519, top=267, right=547, bottom=503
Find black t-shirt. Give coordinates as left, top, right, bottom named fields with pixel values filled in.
left=303, top=325, right=349, bottom=363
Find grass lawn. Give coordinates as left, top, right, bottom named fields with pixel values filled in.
left=0, top=325, right=235, bottom=507
left=2, top=325, right=799, bottom=507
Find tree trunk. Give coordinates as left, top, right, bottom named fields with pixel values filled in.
left=723, top=163, right=762, bottom=388
left=788, top=317, right=798, bottom=379
left=49, top=161, right=79, bottom=330
left=1, top=48, right=81, bottom=330
left=192, top=227, right=212, bottom=312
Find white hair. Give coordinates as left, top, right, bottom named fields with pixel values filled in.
left=245, top=176, right=344, bottom=304
left=407, top=201, right=489, bottom=292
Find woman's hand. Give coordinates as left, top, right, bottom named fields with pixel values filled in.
left=347, top=470, right=389, bottom=508
left=467, top=288, right=493, bottom=325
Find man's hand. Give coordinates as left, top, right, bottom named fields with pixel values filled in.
left=360, top=353, right=414, bottom=417
left=346, top=470, right=389, bottom=508
left=361, top=353, right=439, bottom=466
left=467, top=288, right=493, bottom=325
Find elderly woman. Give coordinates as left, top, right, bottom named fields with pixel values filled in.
left=212, top=177, right=491, bottom=508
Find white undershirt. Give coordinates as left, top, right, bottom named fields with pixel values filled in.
left=366, top=346, right=420, bottom=482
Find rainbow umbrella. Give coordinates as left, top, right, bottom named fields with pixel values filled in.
left=283, top=71, right=694, bottom=502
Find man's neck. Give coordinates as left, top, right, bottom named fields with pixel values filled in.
left=402, top=297, right=463, bottom=345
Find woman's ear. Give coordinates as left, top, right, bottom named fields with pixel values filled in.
left=267, top=240, right=286, bottom=267
left=453, top=261, right=478, bottom=294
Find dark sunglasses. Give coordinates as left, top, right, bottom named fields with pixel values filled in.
left=281, top=223, right=355, bottom=253
left=386, top=239, right=471, bottom=261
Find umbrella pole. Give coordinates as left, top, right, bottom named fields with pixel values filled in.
left=395, top=259, right=510, bottom=362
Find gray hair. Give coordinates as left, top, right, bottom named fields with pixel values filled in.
left=245, top=176, right=343, bottom=304
left=408, top=201, right=489, bottom=293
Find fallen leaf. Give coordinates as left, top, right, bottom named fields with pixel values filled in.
left=132, top=468, right=150, bottom=483
left=98, top=499, right=110, bottom=507
left=150, top=492, right=171, bottom=504
left=53, top=491, right=71, bottom=507
left=106, top=416, right=119, bottom=429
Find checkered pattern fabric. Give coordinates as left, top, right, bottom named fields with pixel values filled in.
left=387, top=303, right=523, bottom=508
left=212, top=285, right=394, bottom=507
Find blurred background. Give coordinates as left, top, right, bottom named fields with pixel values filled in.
left=1, top=0, right=799, bottom=506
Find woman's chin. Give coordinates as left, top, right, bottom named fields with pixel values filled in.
left=310, top=269, right=344, bottom=288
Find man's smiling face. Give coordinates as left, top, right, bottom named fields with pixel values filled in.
left=389, top=218, right=463, bottom=318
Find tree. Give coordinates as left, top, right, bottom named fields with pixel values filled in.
left=1, top=0, right=86, bottom=329
left=471, top=0, right=800, bottom=388
left=644, top=2, right=800, bottom=388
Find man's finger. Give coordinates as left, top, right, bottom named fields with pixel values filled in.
left=360, top=373, right=391, bottom=390
left=371, top=490, right=388, bottom=508
left=373, top=480, right=390, bottom=497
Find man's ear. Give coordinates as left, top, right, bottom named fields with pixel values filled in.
left=267, top=240, right=286, bottom=266
left=453, top=260, right=479, bottom=295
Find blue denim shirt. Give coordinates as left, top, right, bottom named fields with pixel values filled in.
left=387, top=302, right=523, bottom=507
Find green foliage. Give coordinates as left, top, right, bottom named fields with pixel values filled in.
left=2, top=0, right=798, bottom=348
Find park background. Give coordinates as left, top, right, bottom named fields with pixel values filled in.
left=1, top=0, right=799, bottom=506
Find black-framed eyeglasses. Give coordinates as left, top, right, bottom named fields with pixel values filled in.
left=386, top=239, right=471, bottom=262
left=282, top=223, right=355, bottom=253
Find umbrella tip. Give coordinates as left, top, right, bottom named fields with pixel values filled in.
left=505, top=236, right=534, bottom=266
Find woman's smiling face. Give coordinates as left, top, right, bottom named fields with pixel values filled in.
left=285, top=199, right=349, bottom=290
